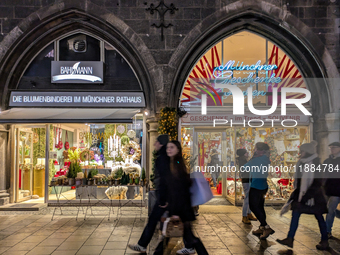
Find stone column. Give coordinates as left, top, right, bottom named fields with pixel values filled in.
left=146, top=118, right=159, bottom=181
left=325, top=112, right=340, bottom=143
left=0, top=125, right=9, bottom=205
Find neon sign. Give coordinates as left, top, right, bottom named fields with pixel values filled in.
left=213, top=60, right=282, bottom=85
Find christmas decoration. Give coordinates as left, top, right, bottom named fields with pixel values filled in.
left=158, top=107, right=178, bottom=140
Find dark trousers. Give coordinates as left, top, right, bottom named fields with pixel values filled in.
left=138, top=202, right=166, bottom=247
left=249, top=187, right=268, bottom=227
left=288, top=210, right=328, bottom=241
left=154, top=222, right=208, bottom=255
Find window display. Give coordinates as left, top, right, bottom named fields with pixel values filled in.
left=14, top=115, right=145, bottom=203
left=227, top=127, right=310, bottom=204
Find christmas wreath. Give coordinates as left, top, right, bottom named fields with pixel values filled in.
left=120, top=141, right=141, bottom=161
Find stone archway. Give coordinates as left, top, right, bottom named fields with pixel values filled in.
left=169, top=0, right=339, bottom=160
left=0, top=1, right=157, bottom=114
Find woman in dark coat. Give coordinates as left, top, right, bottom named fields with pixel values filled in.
left=277, top=141, right=328, bottom=250
left=158, top=140, right=208, bottom=255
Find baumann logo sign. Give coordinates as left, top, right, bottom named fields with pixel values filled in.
left=51, top=61, right=104, bottom=84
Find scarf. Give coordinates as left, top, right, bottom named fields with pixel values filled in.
left=294, top=153, right=318, bottom=204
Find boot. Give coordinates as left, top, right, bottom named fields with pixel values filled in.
left=242, top=216, right=251, bottom=224
left=276, top=237, right=294, bottom=248
left=252, top=226, right=264, bottom=236
left=247, top=213, right=257, bottom=221
left=260, top=225, right=275, bottom=240
left=316, top=240, right=329, bottom=250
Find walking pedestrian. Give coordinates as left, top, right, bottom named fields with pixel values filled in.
left=128, top=135, right=193, bottom=254
left=236, top=148, right=257, bottom=224
left=277, top=141, right=329, bottom=250
left=324, top=141, right=340, bottom=239
left=246, top=142, right=275, bottom=239
left=161, top=141, right=208, bottom=255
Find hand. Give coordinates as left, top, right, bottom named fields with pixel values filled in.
left=159, top=202, right=168, bottom=208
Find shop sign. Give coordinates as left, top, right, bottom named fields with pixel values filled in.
left=213, top=60, right=281, bottom=85
left=181, top=113, right=310, bottom=126
left=51, top=61, right=104, bottom=83
left=9, top=91, right=145, bottom=108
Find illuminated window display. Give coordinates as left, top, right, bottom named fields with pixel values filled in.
left=13, top=115, right=144, bottom=203
left=179, top=31, right=312, bottom=205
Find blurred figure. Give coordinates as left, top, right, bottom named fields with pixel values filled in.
left=208, top=149, right=220, bottom=188
left=277, top=141, right=329, bottom=250
left=246, top=142, right=274, bottom=239
left=236, top=148, right=257, bottom=224
left=324, top=142, right=340, bottom=239
left=164, top=141, right=208, bottom=255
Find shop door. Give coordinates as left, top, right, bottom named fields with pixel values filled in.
left=193, top=128, right=232, bottom=197
left=15, top=128, right=34, bottom=202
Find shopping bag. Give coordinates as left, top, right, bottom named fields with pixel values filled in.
left=190, top=171, right=213, bottom=206
left=162, top=216, right=183, bottom=237
left=280, top=199, right=293, bottom=216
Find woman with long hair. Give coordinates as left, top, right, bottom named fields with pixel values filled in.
left=277, top=141, right=329, bottom=250
left=160, top=140, right=208, bottom=255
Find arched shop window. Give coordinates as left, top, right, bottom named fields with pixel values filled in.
left=18, top=33, right=141, bottom=90
left=180, top=31, right=309, bottom=107
left=179, top=31, right=312, bottom=204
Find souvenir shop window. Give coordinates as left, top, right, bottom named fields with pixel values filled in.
left=230, top=127, right=310, bottom=203
left=49, top=120, right=144, bottom=201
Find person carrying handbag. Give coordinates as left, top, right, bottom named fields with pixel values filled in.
left=154, top=140, right=208, bottom=255
left=277, top=141, right=329, bottom=250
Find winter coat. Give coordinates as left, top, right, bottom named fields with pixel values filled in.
left=166, top=164, right=195, bottom=222
left=208, top=152, right=219, bottom=166
left=154, top=145, right=170, bottom=206
left=324, top=155, right=340, bottom=197
left=246, top=155, right=270, bottom=190
left=291, top=156, right=328, bottom=215
left=237, top=156, right=249, bottom=183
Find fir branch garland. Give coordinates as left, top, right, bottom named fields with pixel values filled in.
left=157, top=107, right=178, bottom=140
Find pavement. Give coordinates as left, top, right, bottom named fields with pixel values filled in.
left=0, top=203, right=340, bottom=255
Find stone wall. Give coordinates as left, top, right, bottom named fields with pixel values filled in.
left=0, top=1, right=339, bottom=109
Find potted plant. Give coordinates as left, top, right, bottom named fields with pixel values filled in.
left=141, top=167, right=146, bottom=186
left=87, top=169, right=98, bottom=186
left=134, top=173, right=140, bottom=185
left=114, top=167, right=123, bottom=186
left=51, top=177, right=57, bottom=186
left=129, top=173, right=134, bottom=185
left=108, top=175, right=114, bottom=186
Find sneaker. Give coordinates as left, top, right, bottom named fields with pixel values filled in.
left=252, top=226, right=264, bottom=236
left=260, top=225, right=275, bottom=240
left=247, top=213, right=257, bottom=221
left=242, top=216, right=251, bottom=224
left=328, top=232, right=333, bottom=239
left=316, top=240, right=329, bottom=250
left=176, top=248, right=195, bottom=254
left=127, top=244, right=147, bottom=253
left=277, top=237, right=294, bottom=248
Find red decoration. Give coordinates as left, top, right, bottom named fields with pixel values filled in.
left=217, top=181, right=222, bottom=194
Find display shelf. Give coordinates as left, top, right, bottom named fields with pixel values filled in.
left=286, top=138, right=300, bottom=141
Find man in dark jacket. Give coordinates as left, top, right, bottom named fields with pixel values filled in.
left=128, top=135, right=193, bottom=254
left=324, top=141, right=340, bottom=239
left=128, top=134, right=170, bottom=253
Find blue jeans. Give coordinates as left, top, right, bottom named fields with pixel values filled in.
left=326, top=196, right=340, bottom=233
left=288, top=210, right=328, bottom=241
left=242, top=183, right=251, bottom=217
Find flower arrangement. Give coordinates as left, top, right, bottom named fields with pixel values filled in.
left=80, top=149, right=95, bottom=161
left=68, top=148, right=80, bottom=162
left=120, top=141, right=141, bottom=161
